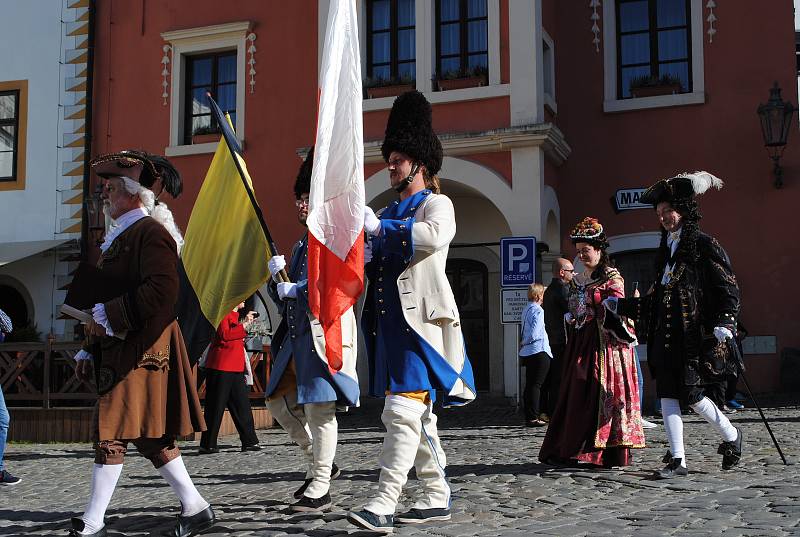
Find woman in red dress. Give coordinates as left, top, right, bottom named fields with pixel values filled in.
left=539, top=217, right=645, bottom=467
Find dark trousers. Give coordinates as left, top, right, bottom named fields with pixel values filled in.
left=200, top=369, right=258, bottom=449
left=542, top=345, right=565, bottom=416
left=521, top=352, right=551, bottom=421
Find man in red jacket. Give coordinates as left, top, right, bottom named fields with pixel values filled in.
left=199, top=302, right=260, bottom=453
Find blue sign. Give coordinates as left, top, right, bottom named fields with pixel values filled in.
left=501, top=236, right=536, bottom=287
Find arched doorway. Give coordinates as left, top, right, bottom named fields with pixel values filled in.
left=446, top=259, right=489, bottom=391
left=0, top=283, right=30, bottom=332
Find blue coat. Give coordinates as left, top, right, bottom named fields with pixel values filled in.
left=265, top=236, right=359, bottom=406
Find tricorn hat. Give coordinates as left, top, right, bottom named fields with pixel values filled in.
left=381, top=90, right=443, bottom=175
left=295, top=146, right=314, bottom=198
left=570, top=217, right=609, bottom=249
left=90, top=150, right=183, bottom=198
left=639, top=171, right=723, bottom=206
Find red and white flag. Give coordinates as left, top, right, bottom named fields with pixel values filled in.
left=306, top=0, right=364, bottom=373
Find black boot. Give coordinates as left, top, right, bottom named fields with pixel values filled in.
left=68, top=517, right=107, bottom=537
left=718, top=427, right=743, bottom=470
left=656, top=457, right=688, bottom=479
left=662, top=450, right=673, bottom=464
left=173, top=505, right=215, bottom=537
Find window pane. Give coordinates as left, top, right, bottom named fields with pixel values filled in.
left=190, top=57, right=212, bottom=85
left=468, top=20, right=487, bottom=52
left=217, top=83, right=236, bottom=113
left=371, top=0, right=390, bottom=30
left=440, top=0, right=459, bottom=22
left=620, top=33, right=650, bottom=65
left=657, top=0, right=687, bottom=28
left=621, top=65, right=651, bottom=97
left=0, top=94, right=15, bottom=120
left=191, top=87, right=210, bottom=115
left=398, top=61, right=415, bottom=80
left=373, top=65, right=391, bottom=81
left=0, top=151, right=12, bottom=178
left=619, top=1, right=649, bottom=33
left=191, top=115, right=211, bottom=135
left=0, top=126, right=14, bottom=151
left=467, top=53, right=487, bottom=70
left=659, top=61, right=689, bottom=90
left=217, top=54, right=237, bottom=83
left=440, top=23, right=460, bottom=55
left=398, top=0, right=415, bottom=26
left=658, top=29, right=688, bottom=61
left=372, top=32, right=390, bottom=64
left=441, top=57, right=460, bottom=76
left=398, top=29, right=416, bottom=60
left=468, top=0, right=487, bottom=18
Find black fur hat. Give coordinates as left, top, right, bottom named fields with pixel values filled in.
left=294, top=146, right=314, bottom=199
left=381, top=90, right=442, bottom=175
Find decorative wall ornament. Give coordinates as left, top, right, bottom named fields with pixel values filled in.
left=590, top=0, right=601, bottom=52
left=161, top=44, right=172, bottom=105
left=247, top=32, right=257, bottom=94
left=706, top=0, right=717, bottom=43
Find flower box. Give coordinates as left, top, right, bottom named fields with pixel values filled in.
left=191, top=132, right=220, bottom=145
left=630, top=83, right=682, bottom=99
left=437, top=75, right=487, bottom=91
left=366, top=83, right=414, bottom=99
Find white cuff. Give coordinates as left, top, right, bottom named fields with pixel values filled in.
left=75, top=349, right=93, bottom=361
left=92, top=303, right=115, bottom=337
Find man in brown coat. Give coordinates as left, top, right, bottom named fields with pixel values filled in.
left=70, top=151, right=213, bottom=537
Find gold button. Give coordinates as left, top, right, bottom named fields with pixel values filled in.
left=378, top=299, right=384, bottom=304
left=381, top=310, right=386, bottom=315
left=665, top=343, right=670, bottom=348
left=666, top=314, right=672, bottom=319
left=666, top=323, right=671, bottom=328
left=378, top=277, right=383, bottom=282
left=399, top=224, right=406, bottom=230
left=405, top=328, right=410, bottom=332
left=402, top=241, right=407, bottom=246
left=378, top=287, right=383, bottom=292
left=666, top=333, right=670, bottom=337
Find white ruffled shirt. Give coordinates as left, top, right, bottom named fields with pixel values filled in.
left=660, top=227, right=682, bottom=285
left=75, top=207, right=148, bottom=361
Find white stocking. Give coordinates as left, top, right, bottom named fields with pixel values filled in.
left=690, top=396, right=738, bottom=441
left=80, top=463, right=123, bottom=534
left=661, top=398, right=686, bottom=467
left=304, top=401, right=338, bottom=499
left=268, top=394, right=314, bottom=478
left=157, top=456, right=209, bottom=516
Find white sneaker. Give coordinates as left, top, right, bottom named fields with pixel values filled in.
left=640, top=418, right=658, bottom=429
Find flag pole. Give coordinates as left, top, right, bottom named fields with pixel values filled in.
left=206, top=92, right=289, bottom=283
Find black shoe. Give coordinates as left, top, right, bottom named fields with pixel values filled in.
left=293, top=463, right=341, bottom=499
left=656, top=457, right=688, bottom=479
left=241, top=444, right=262, bottom=452
left=395, top=507, right=451, bottom=524
left=348, top=510, right=394, bottom=534
left=173, top=505, right=215, bottom=537
left=197, top=446, right=219, bottom=455
left=68, top=517, right=107, bottom=537
left=0, top=469, right=21, bottom=485
left=662, top=450, right=673, bottom=464
left=718, top=427, right=743, bottom=470
left=291, top=493, right=332, bottom=513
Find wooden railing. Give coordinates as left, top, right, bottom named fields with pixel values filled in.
left=0, top=339, right=271, bottom=408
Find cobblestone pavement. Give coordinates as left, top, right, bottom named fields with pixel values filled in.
left=2, top=398, right=799, bottom=536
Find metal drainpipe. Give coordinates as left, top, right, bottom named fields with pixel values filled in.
left=79, top=0, right=96, bottom=261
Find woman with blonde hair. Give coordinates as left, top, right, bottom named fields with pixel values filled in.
left=519, top=282, right=552, bottom=427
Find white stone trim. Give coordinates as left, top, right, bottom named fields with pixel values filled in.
left=542, top=29, right=557, bottom=114
left=606, top=231, right=661, bottom=255
left=602, top=0, right=705, bottom=113
left=362, top=83, right=510, bottom=111
left=161, top=21, right=251, bottom=155
left=509, top=0, right=543, bottom=125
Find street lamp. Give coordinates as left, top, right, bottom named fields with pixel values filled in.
left=84, top=183, right=105, bottom=246
left=757, top=82, right=796, bottom=188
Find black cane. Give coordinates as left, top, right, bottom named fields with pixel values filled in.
left=730, top=341, right=788, bottom=465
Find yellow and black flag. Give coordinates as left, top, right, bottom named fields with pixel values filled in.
left=178, top=98, right=275, bottom=363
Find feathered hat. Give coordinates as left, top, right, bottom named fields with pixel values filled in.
left=295, top=146, right=314, bottom=198
left=381, top=90, right=443, bottom=175
left=90, top=150, right=183, bottom=198
left=639, top=171, right=724, bottom=206
left=570, top=217, right=609, bottom=249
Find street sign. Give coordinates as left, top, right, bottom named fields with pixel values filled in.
left=501, top=288, right=529, bottom=324
left=612, top=188, right=650, bottom=212
left=500, top=236, right=536, bottom=287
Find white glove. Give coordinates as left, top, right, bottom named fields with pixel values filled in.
left=602, top=297, right=618, bottom=314
left=564, top=312, right=575, bottom=324
left=364, top=206, right=381, bottom=236
left=364, top=240, right=373, bottom=264
left=713, top=326, right=734, bottom=343
left=268, top=255, right=286, bottom=282
left=277, top=282, right=298, bottom=300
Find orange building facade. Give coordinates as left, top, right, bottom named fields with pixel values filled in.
left=85, top=0, right=799, bottom=401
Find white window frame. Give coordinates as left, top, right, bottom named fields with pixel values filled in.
left=161, top=21, right=251, bottom=157
left=602, top=0, right=705, bottom=113
left=348, top=0, right=505, bottom=112
left=542, top=30, right=556, bottom=114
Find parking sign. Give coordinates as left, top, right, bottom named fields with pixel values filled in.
left=500, top=236, right=536, bottom=287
